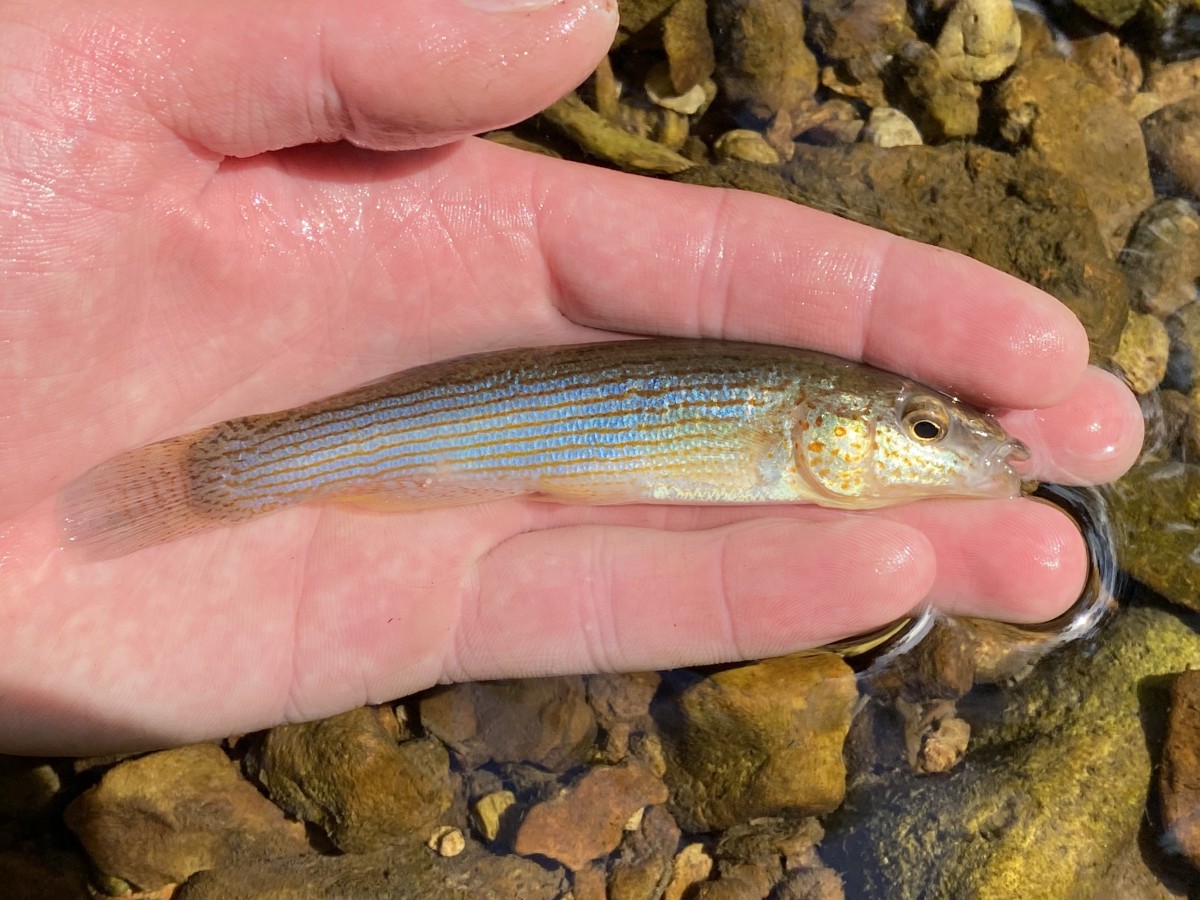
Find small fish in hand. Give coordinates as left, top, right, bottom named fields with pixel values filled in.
left=60, top=339, right=1030, bottom=558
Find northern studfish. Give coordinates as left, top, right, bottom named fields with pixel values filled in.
left=60, top=340, right=1029, bottom=558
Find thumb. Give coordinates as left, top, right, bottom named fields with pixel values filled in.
left=47, top=0, right=617, bottom=155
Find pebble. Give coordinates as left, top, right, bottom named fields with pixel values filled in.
left=645, top=63, right=712, bottom=115
left=935, top=0, right=1022, bottom=83
left=512, top=759, right=669, bottom=871
left=426, top=825, right=465, bottom=858
left=894, top=40, right=981, bottom=140
left=663, top=843, right=714, bottom=900
left=471, top=790, right=517, bottom=843
left=861, top=107, right=923, bottom=147
left=713, top=129, right=781, bottom=163
left=1073, top=32, right=1142, bottom=101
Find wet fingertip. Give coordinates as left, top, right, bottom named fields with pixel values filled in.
left=938, top=498, right=1092, bottom=625
left=1006, top=366, right=1145, bottom=485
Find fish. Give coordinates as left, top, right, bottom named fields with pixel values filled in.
left=59, top=339, right=1030, bottom=558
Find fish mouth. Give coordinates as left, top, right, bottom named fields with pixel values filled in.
left=998, top=439, right=1031, bottom=464
left=965, top=438, right=1029, bottom=498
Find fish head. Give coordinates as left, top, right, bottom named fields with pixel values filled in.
left=791, top=383, right=1027, bottom=506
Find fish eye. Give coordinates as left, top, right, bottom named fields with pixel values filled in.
left=901, top=400, right=950, bottom=443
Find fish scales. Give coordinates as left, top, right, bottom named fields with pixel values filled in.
left=195, top=344, right=796, bottom=505
left=60, top=340, right=1027, bottom=558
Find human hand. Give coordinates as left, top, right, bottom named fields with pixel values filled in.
left=0, top=0, right=1142, bottom=754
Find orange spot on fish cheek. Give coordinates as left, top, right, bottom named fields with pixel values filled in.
left=833, top=425, right=847, bottom=437
left=808, top=440, right=824, bottom=453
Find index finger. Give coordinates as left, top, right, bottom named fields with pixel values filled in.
left=535, top=160, right=1089, bottom=409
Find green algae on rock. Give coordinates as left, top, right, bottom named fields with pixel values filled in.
left=1070, top=0, right=1145, bottom=26
left=824, top=605, right=1200, bottom=899
left=1107, top=461, right=1200, bottom=615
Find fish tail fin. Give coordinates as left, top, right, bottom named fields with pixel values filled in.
left=59, top=435, right=215, bottom=559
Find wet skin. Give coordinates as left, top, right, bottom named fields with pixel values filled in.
left=0, top=0, right=1143, bottom=754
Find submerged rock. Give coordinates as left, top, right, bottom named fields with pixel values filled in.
left=419, top=676, right=597, bottom=772
left=1107, top=461, right=1200, bottom=614
left=512, top=759, right=669, bottom=871
left=64, top=743, right=309, bottom=891
left=807, top=0, right=914, bottom=108
left=710, top=0, right=820, bottom=133
left=244, top=706, right=453, bottom=854
left=1160, top=669, right=1200, bottom=873
left=586, top=671, right=660, bottom=763
left=675, top=144, right=1129, bottom=359
left=1073, top=32, right=1144, bottom=101
left=1143, top=57, right=1200, bottom=110
left=1121, top=199, right=1200, bottom=319
left=861, top=107, right=923, bottom=147
left=616, top=0, right=678, bottom=35
left=824, top=605, right=1200, bottom=898
left=892, top=40, right=981, bottom=140
left=699, top=817, right=843, bottom=899
left=176, top=837, right=568, bottom=900
left=663, top=842, right=715, bottom=900
left=1069, top=0, right=1144, bottom=26
left=714, top=128, right=782, bottom=162
left=661, top=0, right=715, bottom=94
left=1113, top=311, right=1170, bottom=394
left=657, top=652, right=857, bottom=832
left=606, top=803, right=681, bottom=900
left=1143, top=96, right=1200, bottom=202
left=996, top=56, right=1154, bottom=255
left=934, top=0, right=1022, bottom=83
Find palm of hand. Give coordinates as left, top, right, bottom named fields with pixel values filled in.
left=0, top=1, right=1141, bottom=754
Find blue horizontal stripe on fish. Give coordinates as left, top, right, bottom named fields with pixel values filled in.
left=224, top=399, right=762, bottom=498
left=240, top=367, right=766, bottom=458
